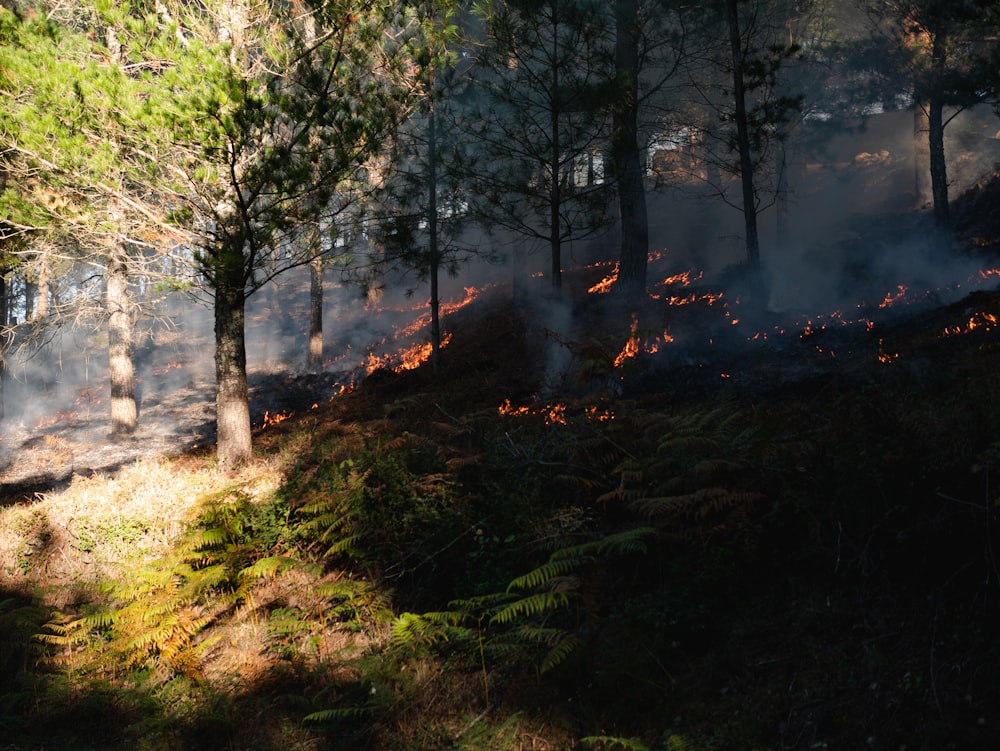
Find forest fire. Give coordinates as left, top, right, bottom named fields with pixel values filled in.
left=878, top=284, right=909, bottom=309
left=498, top=398, right=613, bottom=425
left=586, top=252, right=667, bottom=295
left=360, top=333, right=454, bottom=375
left=153, top=361, right=184, bottom=376
left=877, top=338, right=899, bottom=364
left=942, top=311, right=999, bottom=337
left=261, top=410, right=292, bottom=428
left=612, top=316, right=675, bottom=368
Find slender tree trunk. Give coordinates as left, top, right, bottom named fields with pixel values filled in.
left=0, top=268, right=7, bottom=422
left=308, top=248, right=324, bottom=371
left=612, top=0, right=649, bottom=299
left=35, top=255, right=49, bottom=319
left=107, top=242, right=137, bottom=436
left=549, top=14, right=562, bottom=294
left=927, top=32, right=949, bottom=229
left=214, top=258, right=252, bottom=468
left=428, top=100, right=441, bottom=373
left=24, top=277, right=35, bottom=322
left=913, top=106, right=932, bottom=206
left=727, top=0, right=760, bottom=266
left=776, top=141, right=789, bottom=251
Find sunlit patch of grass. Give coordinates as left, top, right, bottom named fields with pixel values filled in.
left=0, top=456, right=234, bottom=594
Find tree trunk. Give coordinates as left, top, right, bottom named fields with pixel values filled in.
left=775, top=141, right=789, bottom=252
left=307, top=248, right=323, bottom=371
left=0, top=268, right=7, bottom=422
left=913, top=106, right=932, bottom=206
left=107, top=243, right=137, bottom=436
left=727, top=0, right=760, bottom=266
left=428, top=100, right=441, bottom=373
left=549, top=13, right=562, bottom=295
left=612, top=0, right=649, bottom=299
left=927, top=31, right=950, bottom=229
left=24, top=277, right=35, bottom=322
left=214, top=263, right=252, bottom=468
left=35, top=254, right=49, bottom=319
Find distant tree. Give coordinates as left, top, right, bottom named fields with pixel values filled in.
left=682, top=0, right=805, bottom=268
left=860, top=0, right=1000, bottom=229
left=471, top=0, right=612, bottom=295
left=370, top=0, right=488, bottom=372
left=609, top=0, right=686, bottom=299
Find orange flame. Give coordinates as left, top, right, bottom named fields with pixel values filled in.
left=614, top=317, right=641, bottom=367
left=498, top=399, right=613, bottom=425
left=262, top=410, right=292, bottom=428
left=878, top=284, right=908, bottom=309
left=942, top=311, right=998, bottom=337
left=877, top=338, right=899, bottom=364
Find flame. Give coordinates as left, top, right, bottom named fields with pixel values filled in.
left=877, top=338, right=899, bottom=364
left=585, top=252, right=669, bottom=295
left=588, top=263, right=619, bottom=294
left=333, top=330, right=446, bottom=391
left=614, top=317, right=641, bottom=367
left=153, top=361, right=184, bottom=376
left=262, top=410, right=292, bottom=428
left=584, top=405, right=614, bottom=421
left=36, top=410, right=79, bottom=428
left=498, top=399, right=613, bottom=425
left=878, top=284, right=908, bottom=309
left=942, top=311, right=999, bottom=337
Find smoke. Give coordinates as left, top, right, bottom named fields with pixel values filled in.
left=4, top=103, right=1000, bottom=488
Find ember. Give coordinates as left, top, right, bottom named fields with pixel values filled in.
left=153, top=362, right=184, bottom=376
left=877, top=338, right=899, bottom=364
left=498, top=399, right=612, bottom=425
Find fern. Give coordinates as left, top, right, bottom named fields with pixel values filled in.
left=580, top=735, right=651, bottom=751
left=303, top=704, right=378, bottom=724
left=390, top=610, right=475, bottom=650
left=491, top=592, right=572, bottom=625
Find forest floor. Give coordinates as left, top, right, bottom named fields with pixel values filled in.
left=2, top=176, right=1000, bottom=751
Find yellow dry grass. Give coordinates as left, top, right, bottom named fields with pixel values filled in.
left=0, top=453, right=284, bottom=601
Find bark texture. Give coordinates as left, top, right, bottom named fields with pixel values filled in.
left=612, top=0, right=649, bottom=299
left=214, top=262, right=252, bottom=468
left=107, top=244, right=137, bottom=436
left=727, top=0, right=760, bottom=266
left=308, top=250, right=323, bottom=371
left=927, top=31, right=950, bottom=229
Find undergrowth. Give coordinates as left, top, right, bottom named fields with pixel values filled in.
left=4, top=293, right=1000, bottom=750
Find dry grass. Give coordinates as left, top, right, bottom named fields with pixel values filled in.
left=0, top=453, right=286, bottom=601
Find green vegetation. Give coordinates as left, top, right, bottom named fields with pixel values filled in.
left=2, top=289, right=1000, bottom=750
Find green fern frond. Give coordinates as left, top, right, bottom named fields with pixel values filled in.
left=580, top=735, right=651, bottom=751
left=490, top=592, right=570, bottom=625
left=657, top=435, right=720, bottom=453
left=194, top=527, right=229, bottom=549
left=303, top=705, right=377, bottom=724
left=539, top=632, right=582, bottom=674
left=692, top=458, right=746, bottom=475
left=507, top=559, right=581, bottom=592
left=315, top=577, right=370, bottom=601
left=390, top=610, right=473, bottom=648
left=323, top=533, right=362, bottom=557
left=241, top=555, right=301, bottom=580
